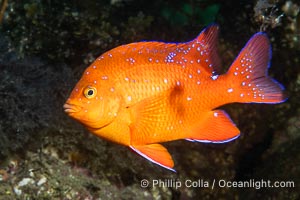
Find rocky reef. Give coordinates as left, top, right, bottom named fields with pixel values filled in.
left=0, top=0, right=299, bottom=199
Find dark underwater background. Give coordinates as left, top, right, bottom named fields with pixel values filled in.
left=0, top=0, right=299, bottom=199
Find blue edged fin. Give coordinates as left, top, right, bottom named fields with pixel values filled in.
left=186, top=110, right=240, bottom=143
left=227, top=33, right=287, bottom=104
left=190, top=24, right=222, bottom=74
left=130, top=144, right=176, bottom=172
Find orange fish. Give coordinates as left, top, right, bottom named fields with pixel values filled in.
left=64, top=25, right=286, bottom=171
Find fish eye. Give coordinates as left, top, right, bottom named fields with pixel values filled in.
left=83, top=86, right=97, bottom=99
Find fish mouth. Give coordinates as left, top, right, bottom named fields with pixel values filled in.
left=63, top=103, right=82, bottom=114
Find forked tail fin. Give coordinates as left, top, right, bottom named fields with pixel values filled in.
left=227, top=32, right=287, bottom=104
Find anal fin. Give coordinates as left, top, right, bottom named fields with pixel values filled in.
left=130, top=144, right=175, bottom=172
left=186, top=110, right=240, bottom=143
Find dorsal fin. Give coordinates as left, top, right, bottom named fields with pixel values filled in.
left=101, top=25, right=221, bottom=76
left=190, top=24, right=221, bottom=74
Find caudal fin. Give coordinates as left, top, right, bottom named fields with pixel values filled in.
left=227, top=33, right=287, bottom=104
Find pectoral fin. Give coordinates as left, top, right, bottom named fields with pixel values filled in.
left=186, top=110, right=240, bottom=143
left=130, top=144, right=175, bottom=172
left=129, top=85, right=184, bottom=144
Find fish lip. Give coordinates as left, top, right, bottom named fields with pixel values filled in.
left=63, top=103, right=82, bottom=114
